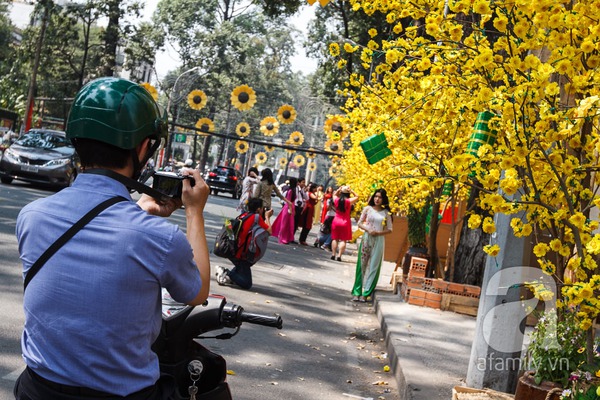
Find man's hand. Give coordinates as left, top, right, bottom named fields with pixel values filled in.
left=180, top=168, right=209, bottom=213
left=137, top=194, right=182, bottom=216
left=265, top=209, right=274, bottom=219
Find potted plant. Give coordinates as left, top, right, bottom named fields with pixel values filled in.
left=516, top=307, right=594, bottom=400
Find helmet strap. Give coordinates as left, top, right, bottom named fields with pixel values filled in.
left=131, top=148, right=142, bottom=181
left=131, top=138, right=161, bottom=181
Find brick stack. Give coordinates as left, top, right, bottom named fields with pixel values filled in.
left=400, top=257, right=481, bottom=312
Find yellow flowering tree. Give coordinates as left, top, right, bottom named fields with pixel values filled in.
left=328, top=0, right=600, bottom=363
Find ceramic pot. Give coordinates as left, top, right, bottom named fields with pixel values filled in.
left=514, top=371, right=562, bottom=400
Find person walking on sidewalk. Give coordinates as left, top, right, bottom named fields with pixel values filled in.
left=351, top=189, right=393, bottom=302
left=330, top=185, right=359, bottom=262
left=216, top=198, right=273, bottom=289
left=298, top=183, right=318, bottom=245
left=271, top=178, right=298, bottom=244
left=313, top=185, right=324, bottom=226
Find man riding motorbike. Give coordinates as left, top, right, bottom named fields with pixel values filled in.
left=14, top=77, right=211, bottom=399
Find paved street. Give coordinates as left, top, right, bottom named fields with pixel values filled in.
left=0, top=181, right=399, bottom=400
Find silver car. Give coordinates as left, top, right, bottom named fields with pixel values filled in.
left=0, top=129, right=81, bottom=188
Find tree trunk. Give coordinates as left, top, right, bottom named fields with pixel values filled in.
left=451, top=188, right=489, bottom=286
left=102, top=0, right=120, bottom=77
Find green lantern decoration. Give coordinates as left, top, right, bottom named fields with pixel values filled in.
left=466, top=111, right=497, bottom=157
left=360, top=133, right=392, bottom=164
left=442, top=180, right=454, bottom=196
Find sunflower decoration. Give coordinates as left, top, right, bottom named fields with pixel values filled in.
left=187, top=89, right=207, bottom=110
left=325, top=139, right=343, bottom=153
left=324, top=115, right=348, bottom=140
left=140, top=82, right=158, bottom=101
left=279, top=157, right=288, bottom=168
left=231, top=84, right=257, bottom=111
left=264, top=145, right=274, bottom=152
left=259, top=116, right=280, bottom=136
left=236, top=122, right=251, bottom=137
left=288, top=131, right=304, bottom=146
left=235, top=140, right=249, bottom=154
left=308, top=161, right=317, bottom=171
left=277, top=104, right=297, bottom=124
left=306, top=149, right=316, bottom=159
left=195, top=117, right=215, bottom=134
left=329, top=165, right=339, bottom=176
left=293, top=154, right=306, bottom=167
left=255, top=152, right=268, bottom=164
left=285, top=148, right=296, bottom=155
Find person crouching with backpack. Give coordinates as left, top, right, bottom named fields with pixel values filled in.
left=216, top=198, right=272, bottom=289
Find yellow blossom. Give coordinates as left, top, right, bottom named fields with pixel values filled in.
left=483, top=244, right=500, bottom=256
left=468, top=214, right=482, bottom=229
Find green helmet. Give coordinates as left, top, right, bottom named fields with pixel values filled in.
left=66, top=77, right=167, bottom=149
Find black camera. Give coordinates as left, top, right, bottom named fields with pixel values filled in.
left=296, top=201, right=303, bottom=207
left=152, top=171, right=195, bottom=198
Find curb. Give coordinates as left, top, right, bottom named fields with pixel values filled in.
left=374, top=290, right=412, bottom=400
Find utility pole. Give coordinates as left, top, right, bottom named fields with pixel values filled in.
left=24, top=0, right=50, bottom=132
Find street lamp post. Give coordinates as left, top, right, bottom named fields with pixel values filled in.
left=161, top=66, right=202, bottom=168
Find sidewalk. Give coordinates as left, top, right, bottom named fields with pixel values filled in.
left=341, top=237, right=477, bottom=400
left=373, top=259, right=477, bottom=400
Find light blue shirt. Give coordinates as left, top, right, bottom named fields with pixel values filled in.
left=16, top=173, right=202, bottom=396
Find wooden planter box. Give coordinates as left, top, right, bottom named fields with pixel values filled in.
left=453, top=386, right=514, bottom=400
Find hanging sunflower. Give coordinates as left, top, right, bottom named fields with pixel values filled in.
left=187, top=89, right=207, bottom=110
left=195, top=118, right=215, bottom=134
left=308, top=161, right=317, bottom=171
left=277, top=104, right=297, bottom=124
left=255, top=152, right=268, bottom=164
left=264, top=145, right=274, bottom=152
left=140, top=82, right=158, bottom=101
left=235, top=140, right=249, bottom=154
left=285, top=148, right=296, bottom=155
left=324, top=115, right=348, bottom=140
left=259, top=116, right=280, bottom=136
left=279, top=157, right=287, bottom=168
left=236, top=122, right=251, bottom=137
left=325, top=139, right=343, bottom=153
left=293, top=154, right=306, bottom=167
left=288, top=131, right=304, bottom=146
left=329, top=166, right=339, bottom=176
left=306, top=150, right=316, bottom=159
left=231, top=84, right=257, bottom=111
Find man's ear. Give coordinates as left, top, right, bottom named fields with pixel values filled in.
left=136, top=138, right=150, bottom=163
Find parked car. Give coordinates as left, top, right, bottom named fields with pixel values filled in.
left=206, top=166, right=243, bottom=198
left=0, top=128, right=16, bottom=152
left=0, top=129, right=81, bottom=188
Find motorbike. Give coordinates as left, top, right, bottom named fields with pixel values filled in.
left=154, top=290, right=283, bottom=399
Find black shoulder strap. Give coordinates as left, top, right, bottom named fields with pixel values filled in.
left=23, top=196, right=127, bottom=292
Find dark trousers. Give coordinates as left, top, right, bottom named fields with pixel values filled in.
left=228, top=259, right=253, bottom=289
left=299, top=227, right=311, bottom=243
left=14, top=366, right=169, bottom=400
left=294, top=206, right=303, bottom=231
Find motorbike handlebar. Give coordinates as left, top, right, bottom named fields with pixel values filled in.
left=241, top=311, right=283, bottom=329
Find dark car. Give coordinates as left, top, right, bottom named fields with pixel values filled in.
left=0, top=129, right=81, bottom=188
left=206, top=166, right=243, bottom=198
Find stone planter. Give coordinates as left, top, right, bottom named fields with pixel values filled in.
left=514, top=371, right=562, bottom=400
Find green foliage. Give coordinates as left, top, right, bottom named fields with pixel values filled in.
left=305, top=1, right=399, bottom=106
left=407, top=204, right=428, bottom=248
left=525, top=310, right=590, bottom=388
